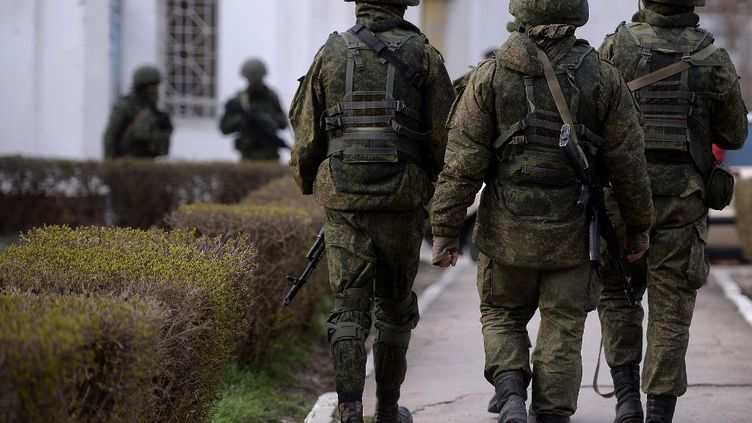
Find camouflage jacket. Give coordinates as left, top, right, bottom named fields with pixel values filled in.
left=103, top=93, right=172, bottom=159
left=600, top=9, right=748, bottom=197
left=431, top=31, right=654, bottom=269
left=220, top=85, right=288, bottom=159
left=289, top=7, right=455, bottom=212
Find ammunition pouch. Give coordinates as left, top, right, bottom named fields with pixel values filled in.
left=704, top=164, right=734, bottom=211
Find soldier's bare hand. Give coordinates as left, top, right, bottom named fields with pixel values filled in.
left=626, top=250, right=645, bottom=263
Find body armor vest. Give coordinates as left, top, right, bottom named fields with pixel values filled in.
left=495, top=43, right=603, bottom=190
left=624, top=23, right=715, bottom=182
left=323, top=29, right=428, bottom=169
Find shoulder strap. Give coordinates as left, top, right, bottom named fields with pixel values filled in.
left=626, top=44, right=718, bottom=92
left=349, top=24, right=425, bottom=89
left=535, top=45, right=590, bottom=167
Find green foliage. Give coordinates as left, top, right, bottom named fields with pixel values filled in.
left=0, top=226, right=257, bottom=423
left=0, top=293, right=162, bottom=423
left=167, top=201, right=328, bottom=367
left=0, top=156, right=288, bottom=231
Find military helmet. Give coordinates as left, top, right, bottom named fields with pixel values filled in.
left=643, top=0, right=704, bottom=7
left=344, top=0, right=420, bottom=6
left=510, top=0, right=589, bottom=28
left=241, top=58, right=268, bottom=80
left=132, top=65, right=162, bottom=88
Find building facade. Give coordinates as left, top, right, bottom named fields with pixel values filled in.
left=0, top=0, right=744, bottom=161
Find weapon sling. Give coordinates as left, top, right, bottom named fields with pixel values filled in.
left=626, top=44, right=718, bottom=92
left=535, top=45, right=631, bottom=399
left=349, top=24, right=425, bottom=89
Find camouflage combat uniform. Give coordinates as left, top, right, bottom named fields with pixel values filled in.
left=220, top=85, right=288, bottom=160
left=103, top=66, right=172, bottom=159
left=430, top=1, right=654, bottom=419
left=597, top=4, right=748, bottom=415
left=289, top=1, right=454, bottom=421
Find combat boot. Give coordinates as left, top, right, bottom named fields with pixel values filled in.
left=645, top=395, right=677, bottom=423
left=338, top=400, right=364, bottom=423
left=374, top=390, right=412, bottom=423
left=611, top=364, right=644, bottom=423
left=494, top=371, right=527, bottom=423
left=534, top=414, right=570, bottom=423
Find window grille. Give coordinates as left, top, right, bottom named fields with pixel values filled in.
left=164, top=0, right=217, bottom=118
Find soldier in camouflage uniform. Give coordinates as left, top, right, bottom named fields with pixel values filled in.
left=103, top=65, right=173, bottom=159
left=288, top=0, right=455, bottom=422
left=430, top=1, right=654, bottom=422
left=597, top=1, right=748, bottom=422
left=220, top=58, right=289, bottom=161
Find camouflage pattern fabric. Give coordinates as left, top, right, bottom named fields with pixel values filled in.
left=477, top=254, right=601, bottom=416
left=289, top=3, right=454, bottom=402
left=430, top=27, right=653, bottom=417
left=103, top=92, right=172, bottom=159
left=324, top=208, right=423, bottom=395
left=289, top=4, right=455, bottom=212
left=220, top=84, right=288, bottom=160
left=598, top=8, right=748, bottom=397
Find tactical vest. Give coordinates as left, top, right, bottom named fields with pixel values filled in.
left=479, top=42, right=605, bottom=269
left=321, top=27, right=430, bottom=196
left=623, top=22, right=716, bottom=193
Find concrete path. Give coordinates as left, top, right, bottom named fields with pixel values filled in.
left=362, top=263, right=752, bottom=422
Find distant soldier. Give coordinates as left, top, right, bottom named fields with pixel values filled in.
left=220, top=58, right=288, bottom=160
left=103, top=65, right=173, bottom=159
left=289, top=0, right=455, bottom=421
left=597, top=1, right=748, bottom=422
left=430, top=0, right=655, bottom=421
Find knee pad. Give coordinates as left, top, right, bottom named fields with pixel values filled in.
left=373, top=292, right=420, bottom=348
left=327, top=288, right=372, bottom=346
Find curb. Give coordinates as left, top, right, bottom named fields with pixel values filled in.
left=304, top=258, right=471, bottom=423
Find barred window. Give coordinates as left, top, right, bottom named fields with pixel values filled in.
left=164, top=0, right=217, bottom=118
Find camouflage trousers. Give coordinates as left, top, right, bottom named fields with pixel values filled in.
left=598, top=193, right=709, bottom=396
left=324, top=208, right=424, bottom=397
left=477, top=254, right=601, bottom=416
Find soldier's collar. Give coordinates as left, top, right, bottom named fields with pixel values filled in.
left=632, top=9, right=700, bottom=28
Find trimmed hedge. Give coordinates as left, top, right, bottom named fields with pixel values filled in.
left=103, top=159, right=288, bottom=228
left=0, top=293, right=162, bottom=423
left=168, top=181, right=328, bottom=366
left=0, top=226, right=256, bottom=422
left=0, top=156, right=288, bottom=231
left=736, top=180, right=752, bottom=260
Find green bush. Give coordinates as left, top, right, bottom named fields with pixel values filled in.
left=167, top=202, right=329, bottom=367
left=0, top=293, right=161, bottom=423
left=103, top=159, right=289, bottom=228
left=0, top=157, right=106, bottom=232
left=736, top=180, right=752, bottom=261
left=242, top=176, right=325, bottom=223
left=0, top=156, right=288, bottom=231
left=0, top=226, right=256, bottom=422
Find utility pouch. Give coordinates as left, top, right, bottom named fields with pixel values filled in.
left=704, top=163, right=735, bottom=210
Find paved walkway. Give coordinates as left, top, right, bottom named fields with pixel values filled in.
left=361, top=262, right=752, bottom=422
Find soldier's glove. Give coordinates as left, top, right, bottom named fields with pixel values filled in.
left=432, top=236, right=460, bottom=268
left=624, top=229, right=649, bottom=263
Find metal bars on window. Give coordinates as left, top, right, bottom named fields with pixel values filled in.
left=164, top=0, right=217, bottom=118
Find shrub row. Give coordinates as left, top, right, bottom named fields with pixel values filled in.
left=0, top=226, right=257, bottom=422
left=168, top=176, right=329, bottom=367
left=0, top=156, right=288, bottom=231
left=0, top=293, right=162, bottom=423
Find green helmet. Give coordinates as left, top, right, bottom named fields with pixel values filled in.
left=643, top=0, right=704, bottom=6
left=344, top=0, right=420, bottom=6
left=510, top=0, right=589, bottom=28
left=241, top=58, right=267, bottom=80
left=132, top=65, right=162, bottom=88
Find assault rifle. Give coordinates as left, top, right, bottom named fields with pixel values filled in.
left=559, top=124, right=637, bottom=306
left=283, top=228, right=325, bottom=306
left=238, top=103, right=290, bottom=150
